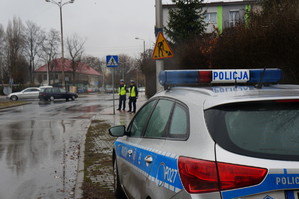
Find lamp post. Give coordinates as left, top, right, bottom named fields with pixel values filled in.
left=135, top=37, right=145, bottom=87
left=45, top=0, right=74, bottom=88
left=135, top=37, right=145, bottom=59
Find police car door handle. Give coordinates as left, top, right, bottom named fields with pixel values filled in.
left=127, top=149, right=133, bottom=155
left=144, top=155, right=153, bottom=163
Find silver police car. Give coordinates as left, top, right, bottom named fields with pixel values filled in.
left=109, top=68, right=299, bottom=199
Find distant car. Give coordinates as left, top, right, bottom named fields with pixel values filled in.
left=7, top=87, right=40, bottom=101
left=39, top=87, right=78, bottom=101
left=138, top=87, right=145, bottom=92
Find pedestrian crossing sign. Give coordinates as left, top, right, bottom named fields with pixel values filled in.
left=152, top=32, right=174, bottom=60
left=106, top=55, right=119, bottom=67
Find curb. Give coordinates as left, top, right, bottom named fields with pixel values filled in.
left=74, top=120, right=90, bottom=199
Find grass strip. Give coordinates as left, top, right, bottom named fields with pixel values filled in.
left=0, top=101, right=30, bottom=108
left=81, top=120, right=116, bottom=199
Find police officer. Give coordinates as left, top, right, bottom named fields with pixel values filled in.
left=128, top=80, right=138, bottom=113
left=117, top=79, right=127, bottom=111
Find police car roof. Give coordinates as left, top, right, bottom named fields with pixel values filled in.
left=155, top=84, right=299, bottom=109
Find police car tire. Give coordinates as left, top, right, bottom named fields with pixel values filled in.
left=113, top=158, right=126, bottom=198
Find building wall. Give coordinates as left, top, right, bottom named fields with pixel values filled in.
left=162, top=0, right=257, bottom=34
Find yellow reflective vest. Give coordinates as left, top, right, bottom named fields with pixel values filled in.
left=129, top=86, right=137, bottom=97
left=118, top=85, right=127, bottom=96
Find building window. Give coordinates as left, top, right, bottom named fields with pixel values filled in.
left=229, top=10, right=240, bottom=27
left=205, top=12, right=217, bottom=24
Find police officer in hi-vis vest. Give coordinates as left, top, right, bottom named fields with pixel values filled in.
left=128, top=80, right=138, bottom=114
left=117, top=79, right=127, bottom=111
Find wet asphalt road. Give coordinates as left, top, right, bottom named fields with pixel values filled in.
left=0, top=94, right=113, bottom=199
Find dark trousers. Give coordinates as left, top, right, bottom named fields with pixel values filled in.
left=118, top=95, right=126, bottom=110
left=128, top=97, right=137, bottom=112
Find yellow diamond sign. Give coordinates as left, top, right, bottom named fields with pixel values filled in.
left=152, top=32, right=174, bottom=60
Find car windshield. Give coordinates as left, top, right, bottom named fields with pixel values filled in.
left=205, top=100, right=299, bottom=161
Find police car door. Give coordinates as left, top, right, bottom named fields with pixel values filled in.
left=139, top=99, right=178, bottom=199
left=117, top=99, right=158, bottom=199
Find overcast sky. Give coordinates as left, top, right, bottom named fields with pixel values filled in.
left=1, top=0, right=235, bottom=59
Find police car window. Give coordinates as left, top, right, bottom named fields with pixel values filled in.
left=128, top=100, right=157, bottom=137
left=205, top=101, right=299, bottom=161
left=168, top=103, right=188, bottom=138
left=144, top=99, right=174, bottom=138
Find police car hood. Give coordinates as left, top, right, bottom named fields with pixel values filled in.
left=203, top=85, right=299, bottom=109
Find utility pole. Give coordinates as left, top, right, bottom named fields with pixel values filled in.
left=45, top=0, right=74, bottom=89
left=155, top=0, right=164, bottom=92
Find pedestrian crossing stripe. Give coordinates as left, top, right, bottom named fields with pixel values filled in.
left=152, top=32, right=174, bottom=60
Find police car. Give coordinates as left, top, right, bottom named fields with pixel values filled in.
left=109, top=68, right=299, bottom=199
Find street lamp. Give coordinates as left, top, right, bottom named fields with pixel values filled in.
left=135, top=37, right=145, bottom=59
left=45, top=0, right=75, bottom=88
left=135, top=37, right=145, bottom=87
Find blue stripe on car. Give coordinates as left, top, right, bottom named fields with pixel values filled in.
left=114, top=140, right=183, bottom=192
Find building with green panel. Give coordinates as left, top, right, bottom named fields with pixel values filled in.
left=162, top=0, right=258, bottom=34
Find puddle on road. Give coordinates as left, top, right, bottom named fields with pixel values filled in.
left=66, top=105, right=102, bottom=113
left=66, top=105, right=103, bottom=119
left=0, top=119, right=89, bottom=199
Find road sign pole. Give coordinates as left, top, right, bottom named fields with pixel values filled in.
left=112, top=68, right=115, bottom=115
left=155, top=0, right=164, bottom=92
left=106, top=55, right=119, bottom=115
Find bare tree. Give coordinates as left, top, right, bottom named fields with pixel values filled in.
left=81, top=56, right=103, bottom=70
left=82, top=55, right=105, bottom=87
left=42, top=29, right=60, bottom=85
left=24, top=21, right=45, bottom=84
left=66, top=34, right=85, bottom=84
left=5, top=17, right=26, bottom=84
left=0, top=24, right=6, bottom=84
left=118, top=54, right=136, bottom=83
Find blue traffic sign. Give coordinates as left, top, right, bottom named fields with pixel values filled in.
left=106, top=55, right=119, bottom=67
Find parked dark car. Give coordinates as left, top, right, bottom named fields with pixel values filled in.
left=39, top=87, right=78, bottom=101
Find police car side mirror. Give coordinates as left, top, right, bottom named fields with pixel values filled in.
left=109, top=125, right=126, bottom=137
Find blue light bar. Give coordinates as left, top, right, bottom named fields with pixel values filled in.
left=159, top=68, right=282, bottom=86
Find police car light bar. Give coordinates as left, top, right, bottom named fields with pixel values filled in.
left=159, top=68, right=282, bottom=86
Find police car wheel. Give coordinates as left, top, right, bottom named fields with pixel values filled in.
left=113, top=158, right=126, bottom=198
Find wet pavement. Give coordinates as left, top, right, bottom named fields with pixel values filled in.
left=0, top=93, right=147, bottom=199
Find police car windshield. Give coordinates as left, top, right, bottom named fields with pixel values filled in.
left=205, top=100, right=299, bottom=161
